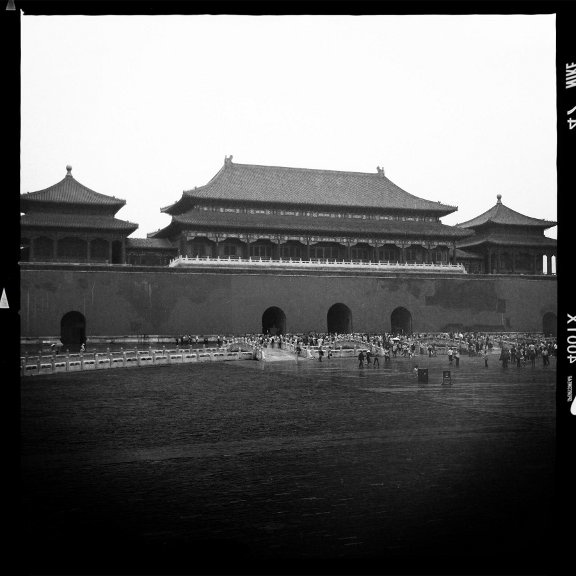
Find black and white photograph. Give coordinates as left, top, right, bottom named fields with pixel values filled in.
left=11, top=2, right=574, bottom=575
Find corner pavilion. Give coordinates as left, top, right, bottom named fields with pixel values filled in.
left=456, top=194, right=557, bottom=275
left=150, top=156, right=472, bottom=264
left=20, top=165, right=138, bottom=264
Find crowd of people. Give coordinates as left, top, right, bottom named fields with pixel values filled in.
left=235, top=330, right=557, bottom=370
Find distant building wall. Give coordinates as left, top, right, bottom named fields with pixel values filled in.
left=20, top=264, right=557, bottom=338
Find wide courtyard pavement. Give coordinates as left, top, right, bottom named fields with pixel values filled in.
left=21, top=352, right=556, bottom=575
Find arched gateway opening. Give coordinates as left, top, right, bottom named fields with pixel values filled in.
left=391, top=307, right=412, bottom=335
left=327, top=303, right=352, bottom=334
left=262, top=307, right=286, bottom=335
left=543, top=312, right=557, bottom=337
left=60, top=311, right=86, bottom=350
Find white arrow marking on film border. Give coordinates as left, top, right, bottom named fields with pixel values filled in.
left=571, top=397, right=576, bottom=416
left=0, top=288, right=8, bottom=309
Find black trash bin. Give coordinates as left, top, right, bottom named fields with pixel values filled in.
left=417, top=368, right=428, bottom=383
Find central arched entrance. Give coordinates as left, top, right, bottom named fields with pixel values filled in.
left=543, top=312, right=557, bottom=336
left=60, top=311, right=86, bottom=350
left=327, top=303, right=352, bottom=334
left=262, top=307, right=286, bottom=335
left=391, top=307, right=412, bottom=335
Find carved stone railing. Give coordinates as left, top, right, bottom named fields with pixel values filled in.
left=169, top=255, right=467, bottom=273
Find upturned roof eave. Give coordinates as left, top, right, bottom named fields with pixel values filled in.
left=21, top=173, right=128, bottom=208
left=20, top=197, right=127, bottom=211
left=458, top=217, right=557, bottom=230
left=457, top=236, right=557, bottom=249
left=21, top=222, right=139, bottom=233
left=457, top=201, right=556, bottom=230
left=164, top=160, right=459, bottom=215
left=176, top=194, right=458, bottom=216
left=167, top=214, right=473, bottom=240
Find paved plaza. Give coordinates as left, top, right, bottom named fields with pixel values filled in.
left=21, top=353, right=556, bottom=575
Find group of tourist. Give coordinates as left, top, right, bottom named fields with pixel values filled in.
left=171, top=330, right=558, bottom=372
left=498, top=338, right=555, bottom=368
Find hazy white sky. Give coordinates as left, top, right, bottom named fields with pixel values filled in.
left=21, top=14, right=557, bottom=239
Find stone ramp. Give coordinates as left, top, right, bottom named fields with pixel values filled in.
left=260, top=347, right=298, bottom=362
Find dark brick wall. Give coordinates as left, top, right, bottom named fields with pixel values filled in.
left=20, top=264, right=557, bottom=337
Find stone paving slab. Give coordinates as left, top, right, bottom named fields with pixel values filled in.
left=21, top=355, right=556, bottom=575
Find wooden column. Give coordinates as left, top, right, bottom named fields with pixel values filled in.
left=108, top=240, right=113, bottom=263
left=452, top=242, right=457, bottom=265
left=29, top=237, right=35, bottom=261
left=53, top=237, right=58, bottom=260
left=87, top=239, right=91, bottom=262
left=306, top=237, right=310, bottom=259
left=487, top=248, right=492, bottom=274
left=533, top=252, right=539, bottom=274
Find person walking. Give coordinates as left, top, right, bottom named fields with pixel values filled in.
left=366, top=350, right=372, bottom=366
left=448, top=347, right=453, bottom=365
left=455, top=348, right=460, bottom=367
left=500, top=347, right=510, bottom=369
left=541, top=347, right=549, bottom=367
left=373, top=349, right=380, bottom=367
left=358, top=350, right=365, bottom=368
left=483, top=348, right=488, bottom=367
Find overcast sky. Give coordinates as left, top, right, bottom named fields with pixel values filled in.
left=20, top=14, right=557, bottom=239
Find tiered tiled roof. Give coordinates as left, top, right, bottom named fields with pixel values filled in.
left=21, top=166, right=127, bottom=212
left=457, top=232, right=557, bottom=249
left=21, top=213, right=138, bottom=232
left=163, top=158, right=458, bottom=216
left=151, top=209, right=472, bottom=240
left=20, top=166, right=138, bottom=238
left=457, top=195, right=556, bottom=229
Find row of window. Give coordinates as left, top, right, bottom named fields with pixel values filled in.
left=192, top=241, right=449, bottom=263
left=200, top=205, right=438, bottom=222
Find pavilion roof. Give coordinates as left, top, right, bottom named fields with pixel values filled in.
left=20, top=213, right=138, bottom=233
left=163, top=158, right=458, bottom=216
left=457, top=195, right=556, bottom=229
left=455, top=248, right=484, bottom=260
left=457, top=231, right=557, bottom=249
left=21, top=166, right=126, bottom=211
left=150, top=209, right=472, bottom=240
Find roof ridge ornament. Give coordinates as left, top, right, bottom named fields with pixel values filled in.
left=66, top=165, right=72, bottom=177
left=496, top=194, right=502, bottom=204
left=224, top=155, right=234, bottom=166
left=376, top=166, right=385, bottom=177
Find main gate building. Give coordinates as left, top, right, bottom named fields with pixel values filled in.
left=20, top=157, right=557, bottom=344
